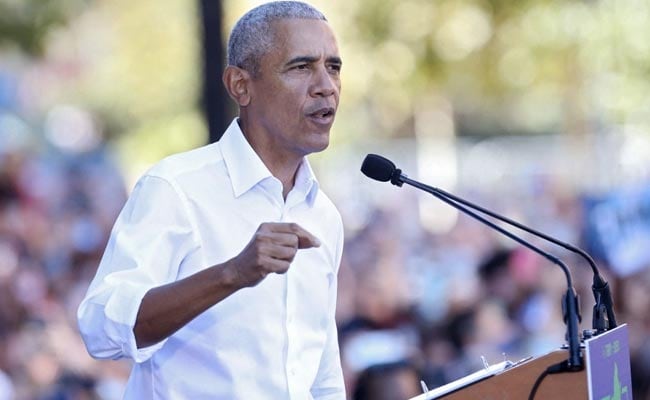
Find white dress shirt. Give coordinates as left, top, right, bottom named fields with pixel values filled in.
left=77, top=119, right=346, bottom=399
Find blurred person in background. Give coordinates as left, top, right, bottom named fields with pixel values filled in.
left=352, top=361, right=421, bottom=400
left=336, top=210, right=422, bottom=397
left=77, top=1, right=347, bottom=399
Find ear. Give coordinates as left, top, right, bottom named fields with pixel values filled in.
left=222, top=66, right=252, bottom=107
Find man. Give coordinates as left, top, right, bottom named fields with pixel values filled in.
left=77, top=2, right=345, bottom=398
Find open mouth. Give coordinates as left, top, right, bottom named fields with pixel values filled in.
left=308, top=107, right=336, bottom=120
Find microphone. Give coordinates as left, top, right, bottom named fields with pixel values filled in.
left=361, top=153, right=584, bottom=371
left=361, top=154, right=616, bottom=333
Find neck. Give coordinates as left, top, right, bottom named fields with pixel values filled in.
left=266, top=156, right=304, bottom=200
left=238, top=118, right=303, bottom=199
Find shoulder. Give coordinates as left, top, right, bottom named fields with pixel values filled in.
left=144, top=142, right=227, bottom=185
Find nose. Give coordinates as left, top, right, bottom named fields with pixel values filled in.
left=311, top=65, right=339, bottom=98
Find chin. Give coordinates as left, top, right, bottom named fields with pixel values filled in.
left=315, top=141, right=330, bottom=153
left=302, top=137, right=330, bottom=155
left=305, top=143, right=329, bottom=156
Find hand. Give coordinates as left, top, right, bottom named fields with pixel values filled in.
left=226, top=222, right=321, bottom=288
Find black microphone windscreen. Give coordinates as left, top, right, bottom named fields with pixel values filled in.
left=361, top=154, right=396, bottom=182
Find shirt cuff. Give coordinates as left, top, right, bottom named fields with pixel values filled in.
left=103, top=281, right=168, bottom=363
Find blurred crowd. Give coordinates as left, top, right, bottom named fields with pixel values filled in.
left=0, top=139, right=130, bottom=400
left=334, top=173, right=650, bottom=399
left=1, top=137, right=650, bottom=400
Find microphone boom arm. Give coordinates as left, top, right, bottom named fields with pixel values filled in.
left=423, top=185, right=616, bottom=332
left=399, top=174, right=584, bottom=371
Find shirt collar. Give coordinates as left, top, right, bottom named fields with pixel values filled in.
left=219, top=118, right=320, bottom=206
left=294, top=157, right=320, bottom=207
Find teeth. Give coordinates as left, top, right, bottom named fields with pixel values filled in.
left=310, top=109, right=332, bottom=118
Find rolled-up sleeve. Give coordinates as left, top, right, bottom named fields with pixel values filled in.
left=77, top=174, right=199, bottom=363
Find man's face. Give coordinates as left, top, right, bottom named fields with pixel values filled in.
left=246, top=19, right=342, bottom=159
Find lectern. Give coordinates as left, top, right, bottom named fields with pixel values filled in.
left=410, top=324, right=632, bottom=400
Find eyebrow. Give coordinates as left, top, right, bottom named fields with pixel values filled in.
left=285, top=55, right=343, bottom=67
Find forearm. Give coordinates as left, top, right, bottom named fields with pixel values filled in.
left=134, top=261, right=240, bottom=348
left=133, top=222, right=320, bottom=348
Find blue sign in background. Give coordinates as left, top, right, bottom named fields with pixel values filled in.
left=583, top=184, right=650, bottom=278
left=586, top=324, right=633, bottom=400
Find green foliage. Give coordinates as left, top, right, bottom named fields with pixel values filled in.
left=2, top=0, right=649, bottom=176
left=0, top=0, right=203, bottom=180
left=0, top=0, right=82, bottom=56
left=311, top=0, right=650, bottom=138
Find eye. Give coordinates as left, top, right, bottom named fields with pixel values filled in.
left=292, top=64, right=309, bottom=71
left=328, top=64, right=342, bottom=74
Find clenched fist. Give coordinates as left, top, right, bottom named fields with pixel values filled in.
left=226, top=222, right=321, bottom=288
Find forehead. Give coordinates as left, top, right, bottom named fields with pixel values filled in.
left=267, top=19, right=339, bottom=59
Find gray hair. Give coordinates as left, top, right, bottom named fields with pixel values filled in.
left=227, top=1, right=327, bottom=76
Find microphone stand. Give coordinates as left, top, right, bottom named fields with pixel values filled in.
left=389, top=171, right=584, bottom=371
left=418, top=184, right=616, bottom=333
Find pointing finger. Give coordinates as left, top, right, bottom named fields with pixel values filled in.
left=263, top=223, right=321, bottom=249
left=293, top=225, right=320, bottom=249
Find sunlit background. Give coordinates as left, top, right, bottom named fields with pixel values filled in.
left=1, top=0, right=650, bottom=398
